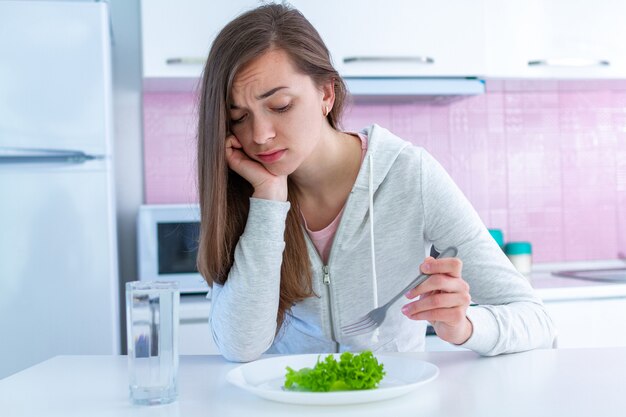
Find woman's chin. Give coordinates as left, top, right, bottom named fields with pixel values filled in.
left=265, top=163, right=296, bottom=177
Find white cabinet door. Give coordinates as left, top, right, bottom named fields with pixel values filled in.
left=291, top=0, right=486, bottom=77
left=485, top=0, right=626, bottom=79
left=178, top=296, right=219, bottom=355
left=140, top=0, right=259, bottom=80
left=544, top=298, right=626, bottom=348
left=179, top=318, right=219, bottom=355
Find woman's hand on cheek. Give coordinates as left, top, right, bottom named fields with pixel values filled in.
left=225, top=135, right=287, bottom=201
left=402, top=257, right=473, bottom=345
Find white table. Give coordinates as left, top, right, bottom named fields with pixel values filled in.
left=1, top=348, right=625, bottom=417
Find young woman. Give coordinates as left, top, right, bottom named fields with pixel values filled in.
left=196, top=3, right=555, bottom=362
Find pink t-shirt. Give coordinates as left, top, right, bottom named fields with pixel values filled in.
left=303, top=132, right=368, bottom=264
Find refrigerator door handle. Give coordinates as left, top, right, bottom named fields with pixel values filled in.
left=0, top=147, right=103, bottom=165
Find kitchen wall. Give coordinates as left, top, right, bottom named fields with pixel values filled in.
left=142, top=80, right=626, bottom=263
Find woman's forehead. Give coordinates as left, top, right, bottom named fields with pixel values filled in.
left=233, top=50, right=296, bottom=88
left=230, top=50, right=311, bottom=104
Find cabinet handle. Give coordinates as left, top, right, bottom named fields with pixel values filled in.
left=166, top=57, right=206, bottom=65
left=528, top=58, right=610, bottom=68
left=343, top=56, right=435, bottom=64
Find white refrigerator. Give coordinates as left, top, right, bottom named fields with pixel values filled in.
left=0, top=1, right=120, bottom=378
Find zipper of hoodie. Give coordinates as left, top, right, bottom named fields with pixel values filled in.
left=304, top=232, right=339, bottom=352
left=321, top=264, right=337, bottom=348
left=319, top=186, right=360, bottom=352
left=322, top=265, right=330, bottom=285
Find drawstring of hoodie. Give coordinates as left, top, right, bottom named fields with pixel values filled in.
left=368, top=153, right=378, bottom=308
left=368, top=152, right=381, bottom=345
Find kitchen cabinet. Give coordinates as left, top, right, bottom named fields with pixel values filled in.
left=179, top=295, right=218, bottom=355
left=140, top=0, right=259, bottom=85
left=543, top=298, right=626, bottom=348
left=484, top=0, right=626, bottom=79
left=141, top=0, right=626, bottom=89
left=141, top=0, right=486, bottom=90
left=533, top=262, right=626, bottom=349
left=289, top=0, right=486, bottom=78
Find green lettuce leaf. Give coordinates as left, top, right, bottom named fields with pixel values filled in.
left=284, top=351, right=385, bottom=392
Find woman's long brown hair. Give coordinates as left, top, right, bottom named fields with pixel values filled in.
left=196, top=3, right=347, bottom=329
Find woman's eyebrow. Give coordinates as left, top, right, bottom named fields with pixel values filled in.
left=257, top=86, right=288, bottom=99
left=230, top=86, right=289, bottom=109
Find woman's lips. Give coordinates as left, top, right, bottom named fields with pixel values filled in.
left=256, top=149, right=286, bottom=163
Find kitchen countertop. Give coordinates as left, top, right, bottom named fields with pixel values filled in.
left=2, top=349, right=626, bottom=417
left=529, top=259, right=626, bottom=302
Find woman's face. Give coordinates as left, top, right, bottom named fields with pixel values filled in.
left=228, top=49, right=332, bottom=176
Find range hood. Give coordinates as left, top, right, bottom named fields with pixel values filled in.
left=344, top=77, right=485, bottom=100
left=143, top=76, right=485, bottom=99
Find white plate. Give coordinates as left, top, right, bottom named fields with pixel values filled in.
left=226, top=353, right=439, bottom=405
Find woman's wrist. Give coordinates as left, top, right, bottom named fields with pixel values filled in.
left=252, top=177, right=288, bottom=201
left=450, top=317, right=474, bottom=345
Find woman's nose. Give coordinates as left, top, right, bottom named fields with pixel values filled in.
left=251, top=116, right=275, bottom=145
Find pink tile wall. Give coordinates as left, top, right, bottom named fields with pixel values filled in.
left=143, top=81, right=626, bottom=262
left=143, top=93, right=199, bottom=204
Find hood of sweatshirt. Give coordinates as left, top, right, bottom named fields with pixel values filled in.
left=355, top=124, right=410, bottom=193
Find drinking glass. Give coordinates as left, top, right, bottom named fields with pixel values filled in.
left=125, top=281, right=179, bottom=405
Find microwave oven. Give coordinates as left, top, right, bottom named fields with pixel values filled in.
left=137, top=204, right=210, bottom=294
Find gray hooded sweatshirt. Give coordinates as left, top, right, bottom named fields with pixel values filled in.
left=209, top=124, right=556, bottom=362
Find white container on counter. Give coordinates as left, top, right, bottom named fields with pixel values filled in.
left=505, top=241, right=533, bottom=275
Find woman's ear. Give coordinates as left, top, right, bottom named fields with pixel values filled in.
left=321, top=78, right=335, bottom=115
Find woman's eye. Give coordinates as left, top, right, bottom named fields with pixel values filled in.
left=273, top=103, right=291, bottom=113
left=230, top=114, right=247, bottom=125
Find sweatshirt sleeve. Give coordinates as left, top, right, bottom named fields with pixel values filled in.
left=419, top=149, right=556, bottom=356
left=209, top=197, right=290, bottom=362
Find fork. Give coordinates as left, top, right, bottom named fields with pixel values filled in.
left=340, top=246, right=459, bottom=337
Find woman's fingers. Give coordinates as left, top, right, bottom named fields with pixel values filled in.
left=402, top=254, right=473, bottom=344
left=402, top=290, right=471, bottom=317
left=402, top=257, right=470, bottom=321
left=224, top=134, right=288, bottom=201
left=404, top=305, right=469, bottom=324
left=421, top=256, right=463, bottom=278
left=225, top=135, right=244, bottom=161
left=405, top=273, right=469, bottom=299
left=225, top=135, right=264, bottom=180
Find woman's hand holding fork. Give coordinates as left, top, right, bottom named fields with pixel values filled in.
left=402, top=256, right=473, bottom=345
